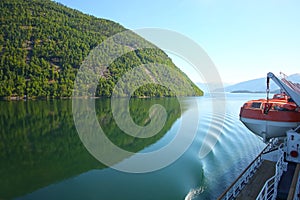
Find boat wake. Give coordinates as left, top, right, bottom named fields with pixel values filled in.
left=184, top=186, right=206, bottom=200
left=185, top=101, right=266, bottom=199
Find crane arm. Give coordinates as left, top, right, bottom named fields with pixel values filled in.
left=267, top=72, right=300, bottom=107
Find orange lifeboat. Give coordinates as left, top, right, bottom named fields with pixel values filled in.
left=240, top=93, right=300, bottom=141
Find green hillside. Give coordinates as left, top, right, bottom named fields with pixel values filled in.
left=0, top=0, right=203, bottom=98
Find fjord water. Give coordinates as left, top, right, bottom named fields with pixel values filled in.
left=0, top=94, right=266, bottom=200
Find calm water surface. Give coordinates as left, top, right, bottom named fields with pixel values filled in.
left=0, top=93, right=266, bottom=200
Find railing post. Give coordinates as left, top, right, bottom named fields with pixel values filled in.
left=294, top=173, right=300, bottom=200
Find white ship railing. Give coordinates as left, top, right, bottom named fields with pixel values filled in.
left=256, top=143, right=287, bottom=200
left=218, top=139, right=278, bottom=200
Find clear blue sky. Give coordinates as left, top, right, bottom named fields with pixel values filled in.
left=55, top=0, right=300, bottom=84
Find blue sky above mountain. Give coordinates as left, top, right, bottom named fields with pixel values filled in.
left=56, top=0, right=300, bottom=84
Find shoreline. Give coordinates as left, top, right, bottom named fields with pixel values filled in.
left=0, top=94, right=203, bottom=101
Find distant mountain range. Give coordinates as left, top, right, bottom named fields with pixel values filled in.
left=225, top=73, right=300, bottom=93
left=196, top=73, right=300, bottom=93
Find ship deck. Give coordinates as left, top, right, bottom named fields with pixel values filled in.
left=218, top=137, right=300, bottom=200
left=233, top=161, right=300, bottom=200
left=235, top=160, right=276, bottom=200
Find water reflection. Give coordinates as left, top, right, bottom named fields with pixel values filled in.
left=0, top=98, right=182, bottom=199
left=1, top=95, right=266, bottom=200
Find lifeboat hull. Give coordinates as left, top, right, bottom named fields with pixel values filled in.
left=240, top=116, right=300, bottom=140
left=239, top=95, right=300, bottom=141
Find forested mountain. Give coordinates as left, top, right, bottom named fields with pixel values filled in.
left=0, top=0, right=203, bottom=99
